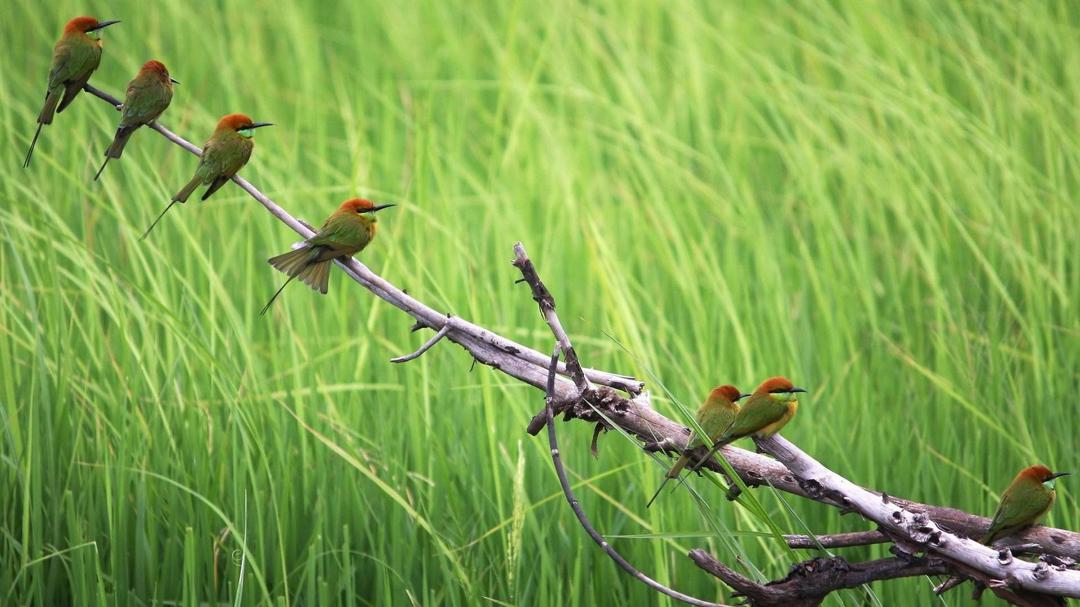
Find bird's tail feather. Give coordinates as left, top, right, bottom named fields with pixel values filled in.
left=269, top=247, right=332, bottom=294
left=172, top=174, right=202, bottom=203
left=38, top=88, right=62, bottom=125
left=141, top=201, right=179, bottom=239
left=23, top=122, right=44, bottom=169
left=93, top=156, right=111, bottom=181
left=106, top=126, right=136, bottom=159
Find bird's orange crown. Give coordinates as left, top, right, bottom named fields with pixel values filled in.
left=64, top=16, right=102, bottom=34
left=755, top=376, right=796, bottom=394
left=141, top=60, right=169, bottom=76
left=339, top=198, right=378, bottom=213
left=1021, top=465, right=1055, bottom=483
left=217, top=113, right=257, bottom=131
left=710, top=385, right=745, bottom=403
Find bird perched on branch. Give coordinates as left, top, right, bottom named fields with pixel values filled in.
left=259, top=198, right=395, bottom=315
left=646, top=385, right=749, bottom=508
left=94, top=60, right=178, bottom=180
left=24, top=16, right=121, bottom=168
left=691, top=376, right=806, bottom=472
left=142, top=113, right=273, bottom=238
left=981, top=465, right=1069, bottom=545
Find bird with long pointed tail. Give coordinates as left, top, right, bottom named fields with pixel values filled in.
left=691, top=376, right=806, bottom=473
left=94, top=60, right=177, bottom=180
left=142, top=113, right=272, bottom=238
left=646, top=385, right=749, bottom=508
left=981, top=465, right=1068, bottom=545
left=260, top=198, right=394, bottom=315
left=24, top=16, right=121, bottom=168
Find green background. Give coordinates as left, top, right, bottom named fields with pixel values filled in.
left=3, top=1, right=1078, bottom=604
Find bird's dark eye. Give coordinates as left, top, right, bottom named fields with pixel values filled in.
left=770, top=388, right=786, bottom=394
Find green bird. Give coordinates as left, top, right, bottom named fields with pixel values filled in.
left=24, top=16, right=121, bottom=168
left=94, top=60, right=178, bottom=180
left=981, top=465, right=1069, bottom=545
left=691, top=376, right=806, bottom=472
left=645, top=385, right=749, bottom=508
left=141, top=113, right=272, bottom=238
left=259, top=198, right=395, bottom=315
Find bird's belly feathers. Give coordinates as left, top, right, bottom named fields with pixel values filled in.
left=755, top=402, right=797, bottom=438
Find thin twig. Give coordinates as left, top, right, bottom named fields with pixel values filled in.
left=784, top=530, right=890, bottom=550
left=541, top=347, right=724, bottom=607
left=390, top=324, right=450, bottom=363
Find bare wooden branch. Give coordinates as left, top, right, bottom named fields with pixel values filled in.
left=783, top=530, right=890, bottom=550
left=689, top=549, right=949, bottom=607
left=756, top=434, right=1080, bottom=599
left=79, top=83, right=1080, bottom=605
left=541, top=348, right=725, bottom=607
left=390, top=323, right=450, bottom=363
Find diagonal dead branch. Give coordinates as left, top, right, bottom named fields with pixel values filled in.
left=79, top=82, right=1080, bottom=606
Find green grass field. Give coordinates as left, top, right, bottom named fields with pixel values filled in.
left=3, top=1, right=1079, bottom=604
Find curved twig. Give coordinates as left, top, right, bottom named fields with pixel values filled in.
left=540, top=347, right=726, bottom=607
left=390, top=323, right=450, bottom=363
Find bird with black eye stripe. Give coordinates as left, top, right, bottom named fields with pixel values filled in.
left=691, top=376, right=806, bottom=472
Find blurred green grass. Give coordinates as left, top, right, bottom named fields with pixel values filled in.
left=2, top=0, right=1078, bottom=604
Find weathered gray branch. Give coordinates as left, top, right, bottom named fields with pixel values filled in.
left=689, top=549, right=950, bottom=607
left=80, top=83, right=1080, bottom=605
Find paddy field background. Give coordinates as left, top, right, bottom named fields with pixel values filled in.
left=2, top=1, right=1078, bottom=604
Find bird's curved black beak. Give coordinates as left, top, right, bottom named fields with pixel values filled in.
left=1048, top=472, right=1071, bottom=481
left=366, top=203, right=396, bottom=213
left=736, top=393, right=752, bottom=401
left=248, top=122, right=274, bottom=130
left=790, top=387, right=807, bottom=393
left=88, top=19, right=121, bottom=32
left=170, top=78, right=180, bottom=85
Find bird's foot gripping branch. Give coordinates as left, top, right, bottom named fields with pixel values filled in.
left=80, top=82, right=1080, bottom=607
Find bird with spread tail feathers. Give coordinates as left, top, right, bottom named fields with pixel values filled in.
left=94, top=60, right=178, bottom=180
left=141, top=113, right=273, bottom=238
left=24, top=16, right=121, bottom=168
left=645, top=385, right=749, bottom=508
left=260, top=198, right=394, bottom=315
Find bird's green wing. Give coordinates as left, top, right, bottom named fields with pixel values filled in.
left=309, top=215, right=372, bottom=254
left=120, top=81, right=171, bottom=127
left=720, top=398, right=788, bottom=442
left=984, top=481, right=1052, bottom=540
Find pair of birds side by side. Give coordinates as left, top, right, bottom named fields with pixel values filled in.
left=648, top=378, right=1069, bottom=547
left=646, top=376, right=805, bottom=508
left=27, top=17, right=394, bottom=313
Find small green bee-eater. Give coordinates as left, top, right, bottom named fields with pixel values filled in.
left=94, top=60, right=178, bottom=180
left=259, top=198, right=395, bottom=315
left=141, top=113, right=272, bottom=238
left=24, top=16, right=121, bottom=168
left=691, top=376, right=806, bottom=472
left=645, top=385, right=749, bottom=508
left=981, top=465, right=1069, bottom=545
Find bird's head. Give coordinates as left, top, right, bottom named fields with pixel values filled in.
left=710, top=385, right=751, bottom=404
left=141, top=60, right=179, bottom=85
left=754, top=376, right=807, bottom=402
left=1022, top=465, right=1070, bottom=490
left=338, top=198, right=396, bottom=218
left=65, top=16, right=120, bottom=40
left=217, top=113, right=274, bottom=138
